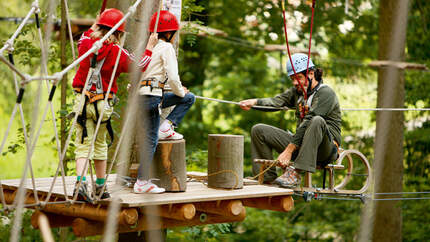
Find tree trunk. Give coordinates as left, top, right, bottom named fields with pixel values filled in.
left=207, top=134, right=244, bottom=189
left=370, top=0, right=410, bottom=241
left=60, top=0, right=68, bottom=175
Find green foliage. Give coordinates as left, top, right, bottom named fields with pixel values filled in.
left=1, top=0, right=430, bottom=241
left=0, top=210, right=78, bottom=241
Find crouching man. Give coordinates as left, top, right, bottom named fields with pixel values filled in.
left=239, top=53, right=341, bottom=187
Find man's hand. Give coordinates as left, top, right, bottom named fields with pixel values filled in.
left=146, top=33, right=158, bottom=51
left=277, top=143, right=298, bottom=167
left=239, top=99, right=257, bottom=111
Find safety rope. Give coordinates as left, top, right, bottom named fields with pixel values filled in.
left=63, top=0, right=77, bottom=62
left=196, top=95, right=288, bottom=111
left=195, top=95, right=430, bottom=112
left=281, top=0, right=307, bottom=101
left=304, top=0, right=316, bottom=89
left=9, top=1, right=57, bottom=240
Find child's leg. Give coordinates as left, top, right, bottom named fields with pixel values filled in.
left=137, top=96, right=162, bottom=180
left=161, top=92, right=195, bottom=126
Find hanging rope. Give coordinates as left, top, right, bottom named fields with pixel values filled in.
left=281, top=0, right=307, bottom=100
left=100, top=0, right=108, bottom=14
left=281, top=0, right=316, bottom=119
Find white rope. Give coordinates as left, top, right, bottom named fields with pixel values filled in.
left=33, top=5, right=69, bottom=203
left=63, top=0, right=77, bottom=62
left=196, top=95, right=430, bottom=112
left=10, top=0, right=57, bottom=240
left=195, top=95, right=289, bottom=110
left=342, top=107, right=430, bottom=111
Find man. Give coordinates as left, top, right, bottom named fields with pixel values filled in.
left=239, top=53, right=341, bottom=187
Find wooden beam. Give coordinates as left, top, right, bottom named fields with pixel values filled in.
left=369, top=60, right=427, bottom=70
left=72, top=208, right=246, bottom=237
left=31, top=211, right=75, bottom=229
left=242, top=196, right=294, bottom=212
left=3, top=189, right=138, bottom=225
left=194, top=200, right=243, bottom=216
left=140, top=204, right=196, bottom=221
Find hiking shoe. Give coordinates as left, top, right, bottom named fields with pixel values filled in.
left=133, top=179, right=165, bottom=194
left=158, top=126, right=183, bottom=140
left=95, top=184, right=111, bottom=199
left=273, top=166, right=301, bottom=188
left=73, top=181, right=92, bottom=203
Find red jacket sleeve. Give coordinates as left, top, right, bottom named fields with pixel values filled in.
left=117, top=48, right=152, bottom=73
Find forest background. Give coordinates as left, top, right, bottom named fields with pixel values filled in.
left=0, top=0, right=429, bottom=241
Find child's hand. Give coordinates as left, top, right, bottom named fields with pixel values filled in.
left=91, top=14, right=100, bottom=31
left=146, top=33, right=158, bottom=51
left=127, top=83, right=131, bottom=91
left=183, top=86, right=190, bottom=94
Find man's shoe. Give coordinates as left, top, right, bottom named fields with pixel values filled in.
left=95, top=184, right=111, bottom=199
left=274, top=166, right=301, bottom=188
left=73, top=181, right=92, bottom=203
left=158, top=126, right=183, bottom=140
left=133, top=179, right=165, bottom=194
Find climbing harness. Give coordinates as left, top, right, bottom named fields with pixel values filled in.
left=140, top=77, right=166, bottom=91
left=74, top=55, right=115, bottom=146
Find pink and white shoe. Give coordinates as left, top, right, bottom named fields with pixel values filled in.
left=133, top=179, right=165, bottom=194
left=158, top=126, right=183, bottom=140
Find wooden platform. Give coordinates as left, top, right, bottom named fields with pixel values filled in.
left=1, top=174, right=293, bottom=207
left=1, top=173, right=295, bottom=237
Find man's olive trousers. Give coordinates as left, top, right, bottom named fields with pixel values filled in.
left=251, top=116, right=337, bottom=182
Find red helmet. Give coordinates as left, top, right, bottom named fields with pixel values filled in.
left=149, top=10, right=180, bottom=33
left=97, top=8, right=126, bottom=32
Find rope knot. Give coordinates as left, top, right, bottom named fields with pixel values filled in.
left=5, top=39, right=14, bottom=52
left=32, top=1, right=41, bottom=13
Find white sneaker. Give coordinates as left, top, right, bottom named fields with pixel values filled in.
left=158, top=126, right=183, bottom=140
left=133, top=179, right=165, bottom=194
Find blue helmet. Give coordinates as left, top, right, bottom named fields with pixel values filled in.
left=286, top=53, right=315, bottom=76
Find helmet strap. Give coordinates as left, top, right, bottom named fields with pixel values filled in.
left=167, top=31, right=176, bottom=42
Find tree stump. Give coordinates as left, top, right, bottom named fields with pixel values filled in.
left=152, top=139, right=187, bottom=192
left=207, top=134, right=243, bottom=189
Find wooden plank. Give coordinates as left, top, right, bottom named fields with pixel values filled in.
left=1, top=175, right=294, bottom=207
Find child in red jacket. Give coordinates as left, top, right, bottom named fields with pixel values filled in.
left=72, top=8, right=157, bottom=202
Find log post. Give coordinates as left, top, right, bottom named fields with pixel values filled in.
left=194, top=200, right=244, bottom=216
left=140, top=204, right=196, bottom=220
left=243, top=196, right=294, bottom=212
left=31, top=211, right=75, bottom=229
left=152, top=139, right=187, bottom=192
left=207, top=134, right=244, bottom=189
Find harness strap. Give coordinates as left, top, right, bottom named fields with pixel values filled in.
left=93, top=102, right=114, bottom=147
left=77, top=95, right=89, bottom=144
left=74, top=87, right=115, bottom=103
left=140, top=78, right=165, bottom=90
